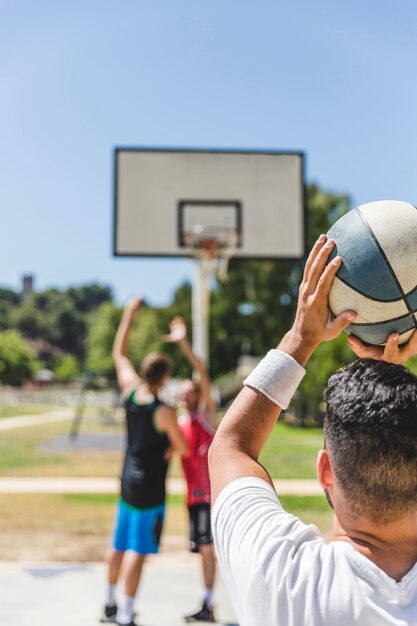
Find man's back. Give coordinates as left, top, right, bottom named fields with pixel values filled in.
left=213, top=477, right=417, bottom=626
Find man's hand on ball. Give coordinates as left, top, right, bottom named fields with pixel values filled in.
left=279, top=235, right=357, bottom=365
left=348, top=331, right=417, bottom=365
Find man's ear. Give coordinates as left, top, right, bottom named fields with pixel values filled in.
left=316, top=449, right=334, bottom=489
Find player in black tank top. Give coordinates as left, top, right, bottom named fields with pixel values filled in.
left=121, top=391, right=170, bottom=508
left=101, top=297, right=188, bottom=626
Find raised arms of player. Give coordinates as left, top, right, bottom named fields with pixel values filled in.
left=112, top=297, right=143, bottom=394
left=209, top=236, right=356, bottom=503
left=164, top=316, right=217, bottom=427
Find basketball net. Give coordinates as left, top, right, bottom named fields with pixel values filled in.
left=183, top=226, right=239, bottom=281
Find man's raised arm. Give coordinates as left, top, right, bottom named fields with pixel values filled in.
left=209, top=235, right=357, bottom=504
left=112, top=297, right=142, bottom=394
left=164, top=316, right=217, bottom=423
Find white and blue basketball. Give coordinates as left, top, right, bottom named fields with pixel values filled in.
left=327, top=200, right=417, bottom=346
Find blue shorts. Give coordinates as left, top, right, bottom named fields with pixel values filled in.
left=111, top=499, right=165, bottom=554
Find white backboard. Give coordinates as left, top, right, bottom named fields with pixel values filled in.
left=113, top=148, right=305, bottom=260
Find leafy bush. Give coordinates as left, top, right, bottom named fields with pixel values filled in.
left=53, top=354, right=81, bottom=383
left=0, top=330, right=38, bottom=385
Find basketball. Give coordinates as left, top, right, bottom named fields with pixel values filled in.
left=327, top=200, right=417, bottom=345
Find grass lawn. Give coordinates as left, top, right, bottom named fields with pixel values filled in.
left=260, top=421, right=324, bottom=479
left=0, top=419, right=124, bottom=477
left=0, top=415, right=323, bottom=479
left=0, top=492, right=333, bottom=561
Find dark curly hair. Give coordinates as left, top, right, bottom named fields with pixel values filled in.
left=324, top=358, right=417, bottom=523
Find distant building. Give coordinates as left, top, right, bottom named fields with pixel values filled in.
left=22, top=274, right=34, bottom=300
left=33, top=368, right=55, bottom=386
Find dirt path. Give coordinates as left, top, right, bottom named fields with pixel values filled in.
left=0, top=476, right=322, bottom=495
left=0, top=408, right=73, bottom=431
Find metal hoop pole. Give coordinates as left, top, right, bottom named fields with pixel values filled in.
left=192, top=256, right=211, bottom=366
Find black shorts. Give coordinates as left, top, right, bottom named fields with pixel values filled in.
left=188, top=503, right=213, bottom=553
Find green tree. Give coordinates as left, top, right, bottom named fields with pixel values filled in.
left=209, top=259, right=295, bottom=376
left=0, top=288, right=20, bottom=305
left=8, top=284, right=112, bottom=362
left=0, top=289, right=21, bottom=331
left=53, top=354, right=81, bottom=383
left=0, top=330, right=38, bottom=385
left=10, top=300, right=51, bottom=339
left=86, top=302, right=121, bottom=377
left=66, top=284, right=113, bottom=312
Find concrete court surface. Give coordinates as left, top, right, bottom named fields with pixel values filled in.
left=0, top=552, right=238, bottom=626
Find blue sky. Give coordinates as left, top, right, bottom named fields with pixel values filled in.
left=1, top=0, right=417, bottom=305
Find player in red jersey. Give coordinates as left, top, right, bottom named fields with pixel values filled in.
left=164, top=317, right=217, bottom=623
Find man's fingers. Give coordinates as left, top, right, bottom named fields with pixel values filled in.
left=348, top=333, right=404, bottom=364
left=318, top=254, right=342, bottom=294
left=330, top=310, right=357, bottom=337
left=398, top=329, right=417, bottom=361
left=302, top=234, right=327, bottom=284
left=347, top=335, right=365, bottom=350
left=382, top=333, right=400, bottom=361
left=305, top=239, right=337, bottom=295
left=347, top=335, right=378, bottom=358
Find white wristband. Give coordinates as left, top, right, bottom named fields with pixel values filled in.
left=243, top=349, right=306, bottom=410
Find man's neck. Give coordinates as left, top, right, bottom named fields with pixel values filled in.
left=332, top=514, right=417, bottom=582
left=136, top=383, right=159, bottom=400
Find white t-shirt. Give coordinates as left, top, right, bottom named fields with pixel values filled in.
left=212, top=477, right=417, bottom=626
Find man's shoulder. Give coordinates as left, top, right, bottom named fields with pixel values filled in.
left=213, top=476, right=278, bottom=515
left=212, top=476, right=325, bottom=555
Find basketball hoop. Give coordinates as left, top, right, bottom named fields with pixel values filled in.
left=182, top=225, right=239, bottom=281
